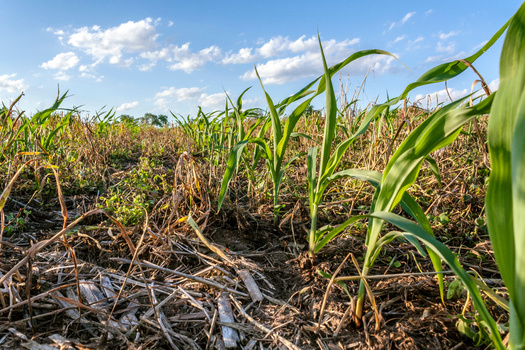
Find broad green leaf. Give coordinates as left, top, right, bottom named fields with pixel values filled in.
left=486, top=3, right=525, bottom=347
left=366, top=212, right=505, bottom=349
left=367, top=94, right=494, bottom=260
left=217, top=140, right=250, bottom=210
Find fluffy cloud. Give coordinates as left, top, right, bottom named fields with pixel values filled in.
left=389, top=35, right=406, bottom=46
left=436, top=41, right=455, bottom=54
left=68, top=18, right=158, bottom=65
left=222, top=48, right=257, bottom=64
left=406, top=36, right=424, bottom=50
left=199, top=92, right=227, bottom=109
left=415, top=87, right=468, bottom=104
left=54, top=72, right=71, bottom=81
left=389, top=12, right=416, bottom=30
left=41, top=52, right=80, bottom=70
left=241, top=50, right=396, bottom=85
left=222, top=35, right=366, bottom=84
left=117, top=101, right=139, bottom=111
left=168, top=46, right=221, bottom=73
left=141, top=43, right=221, bottom=73
left=153, top=86, right=227, bottom=112
left=439, top=31, right=460, bottom=40
left=223, top=35, right=359, bottom=65
left=0, top=74, right=27, bottom=93
left=155, top=87, right=204, bottom=101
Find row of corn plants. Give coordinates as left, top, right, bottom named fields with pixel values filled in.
left=205, top=3, right=524, bottom=348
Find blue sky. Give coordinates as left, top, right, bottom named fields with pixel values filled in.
left=0, top=1, right=522, bottom=120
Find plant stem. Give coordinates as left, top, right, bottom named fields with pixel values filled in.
left=308, top=204, right=319, bottom=258
left=354, top=265, right=370, bottom=325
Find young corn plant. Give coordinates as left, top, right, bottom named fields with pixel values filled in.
left=349, top=14, right=512, bottom=328
left=333, top=7, right=524, bottom=347
left=218, top=75, right=315, bottom=225
left=219, top=36, right=399, bottom=226
left=307, top=36, right=407, bottom=257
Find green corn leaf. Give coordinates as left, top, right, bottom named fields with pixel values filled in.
left=317, top=32, right=338, bottom=178
left=255, top=67, right=283, bottom=149
left=367, top=211, right=504, bottom=349
left=486, top=3, right=525, bottom=347
left=424, top=155, right=442, bottom=186
left=290, top=132, right=314, bottom=142
left=217, top=140, right=250, bottom=210
left=367, top=94, right=494, bottom=254
left=348, top=18, right=509, bottom=149
left=218, top=137, right=273, bottom=211
left=276, top=96, right=316, bottom=160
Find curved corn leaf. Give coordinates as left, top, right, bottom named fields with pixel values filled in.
left=424, top=155, right=442, bottom=186
left=217, top=140, right=250, bottom=210
left=346, top=18, right=509, bottom=152
left=317, top=32, right=338, bottom=178
left=366, top=94, right=494, bottom=264
left=486, top=3, right=525, bottom=347
left=367, top=211, right=505, bottom=350
left=218, top=137, right=273, bottom=211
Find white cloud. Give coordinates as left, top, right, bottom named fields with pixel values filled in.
left=168, top=45, right=221, bottom=72
left=199, top=92, right=227, bottom=109
left=222, top=48, right=257, bottom=64
left=407, top=36, right=424, bottom=50
left=117, top=101, right=139, bottom=111
left=425, top=55, right=442, bottom=63
left=168, top=21, right=174, bottom=27
left=389, top=12, right=416, bottom=30
left=153, top=87, right=227, bottom=112
left=0, top=74, right=28, bottom=93
left=425, top=9, right=433, bottom=16
left=141, top=43, right=221, bottom=73
left=436, top=41, right=455, bottom=54
left=54, top=71, right=71, bottom=81
left=80, top=72, right=104, bottom=82
left=242, top=51, right=396, bottom=85
left=439, top=31, right=460, bottom=40
left=487, top=78, right=499, bottom=92
left=472, top=40, right=489, bottom=51
left=155, top=87, right=204, bottom=101
left=391, top=35, right=406, bottom=44
left=241, top=54, right=321, bottom=85
left=402, top=12, right=416, bottom=24
left=41, top=52, right=80, bottom=70
left=223, top=35, right=359, bottom=67
left=410, top=36, right=424, bottom=44
left=68, top=18, right=158, bottom=64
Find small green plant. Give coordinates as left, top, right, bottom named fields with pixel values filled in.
left=99, top=157, right=167, bottom=226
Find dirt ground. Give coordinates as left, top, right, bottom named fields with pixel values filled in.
left=0, top=189, right=506, bottom=350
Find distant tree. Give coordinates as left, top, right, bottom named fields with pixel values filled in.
left=304, top=104, right=314, bottom=116
left=118, top=114, right=137, bottom=125
left=140, top=113, right=169, bottom=127
left=156, top=114, right=169, bottom=127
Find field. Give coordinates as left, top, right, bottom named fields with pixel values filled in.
left=1, top=5, right=524, bottom=350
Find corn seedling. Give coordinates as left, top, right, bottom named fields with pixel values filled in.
left=306, top=35, right=401, bottom=257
